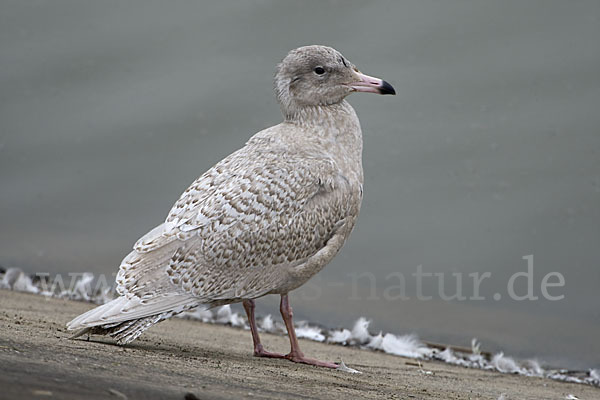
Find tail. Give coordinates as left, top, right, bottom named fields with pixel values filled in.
left=66, top=295, right=201, bottom=345
left=69, top=312, right=177, bottom=344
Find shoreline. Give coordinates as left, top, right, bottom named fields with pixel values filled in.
left=1, top=289, right=598, bottom=399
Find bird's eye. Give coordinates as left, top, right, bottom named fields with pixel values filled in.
left=314, top=66, right=326, bottom=75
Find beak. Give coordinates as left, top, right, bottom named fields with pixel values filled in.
left=351, top=71, right=396, bottom=95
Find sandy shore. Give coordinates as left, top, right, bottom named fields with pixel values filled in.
left=0, top=290, right=597, bottom=400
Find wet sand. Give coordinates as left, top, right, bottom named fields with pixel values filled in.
left=0, top=290, right=597, bottom=400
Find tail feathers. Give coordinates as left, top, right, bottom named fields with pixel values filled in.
left=69, top=311, right=175, bottom=345
left=67, top=294, right=198, bottom=330
left=67, top=294, right=203, bottom=344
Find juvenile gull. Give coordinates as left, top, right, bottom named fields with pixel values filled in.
left=67, top=45, right=395, bottom=368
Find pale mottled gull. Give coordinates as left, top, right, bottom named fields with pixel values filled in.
left=67, top=45, right=395, bottom=368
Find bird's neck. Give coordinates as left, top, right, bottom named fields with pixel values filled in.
left=283, top=100, right=357, bottom=128
left=283, top=100, right=364, bottom=184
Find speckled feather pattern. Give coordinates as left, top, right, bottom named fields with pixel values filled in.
left=117, top=101, right=363, bottom=305
left=67, top=46, right=371, bottom=342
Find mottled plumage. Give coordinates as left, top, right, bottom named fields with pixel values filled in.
left=67, top=45, right=394, bottom=367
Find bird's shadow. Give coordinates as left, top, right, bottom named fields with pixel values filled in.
left=68, top=335, right=250, bottom=364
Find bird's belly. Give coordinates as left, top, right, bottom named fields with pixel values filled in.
left=270, top=211, right=359, bottom=295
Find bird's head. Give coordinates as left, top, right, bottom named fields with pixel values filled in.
left=274, top=45, right=395, bottom=117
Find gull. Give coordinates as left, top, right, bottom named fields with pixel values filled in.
left=67, top=45, right=395, bottom=368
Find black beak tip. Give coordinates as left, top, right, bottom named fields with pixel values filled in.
left=379, top=80, right=396, bottom=95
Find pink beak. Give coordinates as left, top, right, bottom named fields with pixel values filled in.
left=351, top=71, right=396, bottom=95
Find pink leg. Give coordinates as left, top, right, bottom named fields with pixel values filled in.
left=279, top=294, right=339, bottom=369
left=242, top=299, right=286, bottom=358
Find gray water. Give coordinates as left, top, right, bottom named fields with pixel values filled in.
left=1, top=1, right=599, bottom=370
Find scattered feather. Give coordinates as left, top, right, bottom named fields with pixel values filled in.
left=471, top=338, right=481, bottom=355
left=492, top=353, right=523, bottom=374
left=416, top=360, right=433, bottom=375
left=295, top=322, right=325, bottom=342
left=70, top=273, right=95, bottom=301
left=337, top=360, right=361, bottom=374
left=1, top=268, right=39, bottom=294
left=589, top=368, right=600, bottom=383
left=366, top=332, right=384, bottom=350
left=350, top=317, right=372, bottom=344
left=215, top=305, right=247, bottom=328
left=259, top=315, right=275, bottom=332
left=381, top=333, right=432, bottom=358
left=521, top=359, right=544, bottom=377
left=2, top=269, right=599, bottom=389
left=179, top=308, right=214, bottom=323
left=328, top=328, right=352, bottom=344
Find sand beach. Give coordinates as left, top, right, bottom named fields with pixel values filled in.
left=1, top=290, right=597, bottom=400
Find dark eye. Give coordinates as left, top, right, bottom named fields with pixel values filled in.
left=314, top=66, right=326, bottom=75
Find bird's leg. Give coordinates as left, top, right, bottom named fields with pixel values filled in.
left=279, top=294, right=339, bottom=369
left=242, top=299, right=286, bottom=358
